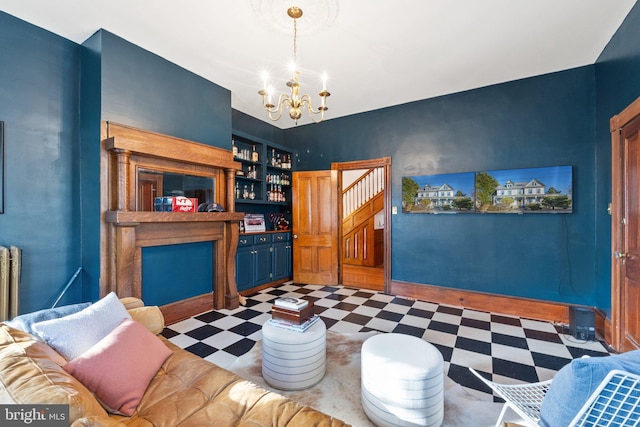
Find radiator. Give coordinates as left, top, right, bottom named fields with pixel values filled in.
left=0, top=246, right=21, bottom=321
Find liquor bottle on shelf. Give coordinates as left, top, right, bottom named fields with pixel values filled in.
left=235, top=182, right=240, bottom=199
left=252, top=145, right=259, bottom=162
left=232, top=138, right=238, bottom=158
left=271, top=149, right=276, bottom=166
left=249, top=183, right=255, bottom=200
left=243, top=185, right=249, bottom=199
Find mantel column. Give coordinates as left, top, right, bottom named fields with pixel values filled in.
left=113, top=223, right=139, bottom=298
left=225, top=168, right=236, bottom=213
left=224, top=221, right=240, bottom=309
left=114, top=149, right=131, bottom=211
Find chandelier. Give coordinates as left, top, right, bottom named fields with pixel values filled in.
left=258, top=6, right=330, bottom=124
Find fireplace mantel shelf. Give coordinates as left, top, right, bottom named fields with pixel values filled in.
left=106, top=211, right=244, bottom=224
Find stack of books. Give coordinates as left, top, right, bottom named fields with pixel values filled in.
left=269, top=297, right=319, bottom=332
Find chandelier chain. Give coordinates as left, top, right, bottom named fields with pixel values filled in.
left=293, top=17, right=297, bottom=65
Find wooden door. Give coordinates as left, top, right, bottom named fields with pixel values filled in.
left=611, top=96, right=640, bottom=352
left=292, top=170, right=338, bottom=285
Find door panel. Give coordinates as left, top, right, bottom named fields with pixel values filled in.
left=292, top=171, right=338, bottom=285
left=254, top=244, right=272, bottom=286
left=612, top=99, right=640, bottom=352
left=620, top=115, right=640, bottom=351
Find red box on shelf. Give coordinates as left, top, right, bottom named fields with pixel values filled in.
left=171, top=197, right=198, bottom=212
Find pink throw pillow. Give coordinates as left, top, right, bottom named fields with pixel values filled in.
left=63, top=317, right=172, bottom=416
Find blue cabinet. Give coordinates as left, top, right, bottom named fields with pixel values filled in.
left=253, top=234, right=272, bottom=286
left=272, top=233, right=292, bottom=281
left=236, top=236, right=255, bottom=292
left=235, top=232, right=292, bottom=292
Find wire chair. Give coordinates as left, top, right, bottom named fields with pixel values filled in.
left=469, top=367, right=551, bottom=427
left=569, top=369, right=640, bottom=427
left=470, top=367, right=640, bottom=427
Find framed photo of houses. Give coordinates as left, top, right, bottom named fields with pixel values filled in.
left=402, top=172, right=476, bottom=214
left=476, top=165, right=572, bottom=214
left=402, top=165, right=573, bottom=215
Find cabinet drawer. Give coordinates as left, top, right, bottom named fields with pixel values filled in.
left=254, top=234, right=271, bottom=245
left=271, top=232, right=290, bottom=242
left=238, top=236, right=253, bottom=247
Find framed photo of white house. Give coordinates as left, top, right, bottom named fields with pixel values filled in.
left=402, top=172, right=476, bottom=214
left=476, top=165, right=573, bottom=214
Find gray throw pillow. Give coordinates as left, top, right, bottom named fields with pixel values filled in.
left=6, top=302, right=91, bottom=336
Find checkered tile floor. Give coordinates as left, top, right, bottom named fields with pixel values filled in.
left=161, top=282, right=611, bottom=400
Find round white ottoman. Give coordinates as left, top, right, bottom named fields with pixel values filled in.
left=261, top=319, right=326, bottom=390
left=361, top=333, right=444, bottom=427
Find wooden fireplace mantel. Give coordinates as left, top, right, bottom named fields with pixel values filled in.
left=100, top=122, right=243, bottom=320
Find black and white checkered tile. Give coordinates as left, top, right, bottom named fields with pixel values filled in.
left=161, top=282, right=611, bottom=400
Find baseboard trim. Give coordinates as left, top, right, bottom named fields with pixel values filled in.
left=239, top=278, right=290, bottom=296
left=161, top=293, right=213, bottom=325
left=391, top=279, right=592, bottom=327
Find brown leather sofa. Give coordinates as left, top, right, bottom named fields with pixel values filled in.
left=0, top=298, right=349, bottom=426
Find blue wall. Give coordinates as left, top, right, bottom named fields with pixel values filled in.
left=0, top=12, right=82, bottom=312
left=233, top=109, right=285, bottom=147
left=284, top=67, right=601, bottom=306
left=99, top=31, right=231, bottom=147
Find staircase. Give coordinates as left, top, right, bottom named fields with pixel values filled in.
left=342, top=167, right=384, bottom=268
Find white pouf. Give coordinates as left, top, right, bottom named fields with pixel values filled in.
left=361, top=333, right=444, bottom=427
left=261, top=318, right=326, bottom=390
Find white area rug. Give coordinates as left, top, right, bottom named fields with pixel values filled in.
left=228, top=331, right=507, bottom=427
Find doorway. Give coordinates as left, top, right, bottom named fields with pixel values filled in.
left=611, top=96, right=640, bottom=352
left=332, top=157, right=391, bottom=293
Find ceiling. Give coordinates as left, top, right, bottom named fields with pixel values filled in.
left=1, top=0, right=637, bottom=129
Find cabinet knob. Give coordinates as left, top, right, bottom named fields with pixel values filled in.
left=293, top=234, right=298, bottom=239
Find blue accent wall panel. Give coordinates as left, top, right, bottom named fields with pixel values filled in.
left=79, top=31, right=103, bottom=302
left=100, top=30, right=231, bottom=148
left=141, top=242, right=213, bottom=306
left=285, top=67, right=599, bottom=306
left=594, top=1, right=640, bottom=314
left=0, top=11, right=82, bottom=312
